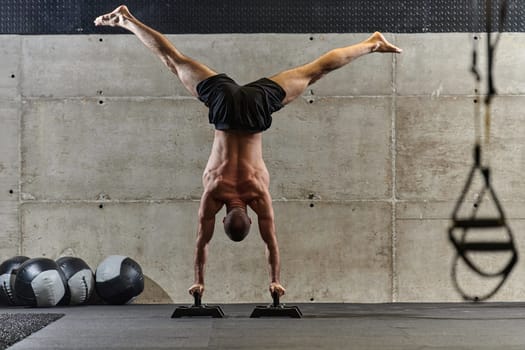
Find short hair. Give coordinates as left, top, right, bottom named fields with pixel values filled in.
left=223, top=207, right=251, bottom=242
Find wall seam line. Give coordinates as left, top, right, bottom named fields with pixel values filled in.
left=391, top=37, right=399, bottom=303
left=18, top=35, right=24, bottom=256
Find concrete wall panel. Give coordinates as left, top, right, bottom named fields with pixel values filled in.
left=21, top=202, right=198, bottom=303
left=493, top=34, right=525, bottom=95
left=21, top=35, right=179, bottom=98
left=21, top=34, right=394, bottom=98
left=21, top=96, right=391, bottom=201
left=488, top=97, right=525, bottom=197
left=21, top=98, right=212, bottom=200
left=0, top=101, right=19, bottom=201
left=396, top=202, right=525, bottom=301
left=397, top=96, right=474, bottom=200
left=0, top=100, right=20, bottom=259
left=20, top=201, right=391, bottom=303
left=396, top=34, right=480, bottom=96
left=397, top=33, right=525, bottom=96
left=397, top=96, right=525, bottom=201
left=267, top=97, right=392, bottom=200
left=274, top=201, right=392, bottom=303
left=0, top=36, right=20, bottom=99
left=0, top=201, right=20, bottom=259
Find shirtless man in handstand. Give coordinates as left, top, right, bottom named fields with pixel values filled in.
left=95, top=5, right=402, bottom=299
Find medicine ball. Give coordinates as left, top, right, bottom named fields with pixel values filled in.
left=56, top=256, right=94, bottom=305
left=0, top=256, right=30, bottom=305
left=95, top=255, right=144, bottom=305
left=14, top=257, right=69, bottom=307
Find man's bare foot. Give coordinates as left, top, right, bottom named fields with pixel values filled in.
left=269, top=282, right=286, bottom=297
left=94, top=5, right=134, bottom=27
left=188, top=283, right=205, bottom=297
left=366, top=32, right=402, bottom=53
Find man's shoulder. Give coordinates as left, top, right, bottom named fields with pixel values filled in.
left=204, top=176, right=234, bottom=196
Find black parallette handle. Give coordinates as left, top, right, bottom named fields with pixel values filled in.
left=192, top=292, right=202, bottom=307
left=272, top=291, right=280, bottom=307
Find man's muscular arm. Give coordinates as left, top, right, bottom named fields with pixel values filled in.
left=251, top=194, right=286, bottom=297
left=189, top=192, right=223, bottom=296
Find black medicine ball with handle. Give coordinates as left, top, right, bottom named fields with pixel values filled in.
left=0, top=256, right=30, bottom=305
left=95, top=255, right=144, bottom=305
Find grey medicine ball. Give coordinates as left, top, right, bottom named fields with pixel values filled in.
left=95, top=255, right=144, bottom=305
left=56, top=256, right=95, bottom=305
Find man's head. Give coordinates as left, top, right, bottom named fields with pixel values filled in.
left=223, top=207, right=252, bottom=242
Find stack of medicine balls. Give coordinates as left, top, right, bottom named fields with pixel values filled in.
left=0, top=255, right=144, bottom=307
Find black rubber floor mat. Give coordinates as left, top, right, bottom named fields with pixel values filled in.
left=0, top=313, right=64, bottom=349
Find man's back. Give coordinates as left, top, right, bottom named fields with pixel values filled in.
left=203, top=130, right=270, bottom=207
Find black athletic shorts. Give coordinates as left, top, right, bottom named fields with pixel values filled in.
left=196, top=73, right=286, bottom=133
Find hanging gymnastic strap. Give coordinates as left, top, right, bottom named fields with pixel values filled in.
left=448, top=0, right=518, bottom=302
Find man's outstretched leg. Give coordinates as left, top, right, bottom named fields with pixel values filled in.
left=94, top=5, right=216, bottom=97
left=270, top=32, right=402, bottom=105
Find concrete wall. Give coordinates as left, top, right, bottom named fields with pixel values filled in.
left=1, top=33, right=525, bottom=303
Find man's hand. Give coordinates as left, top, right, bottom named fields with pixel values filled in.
left=269, top=282, right=286, bottom=297
left=188, top=283, right=205, bottom=297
